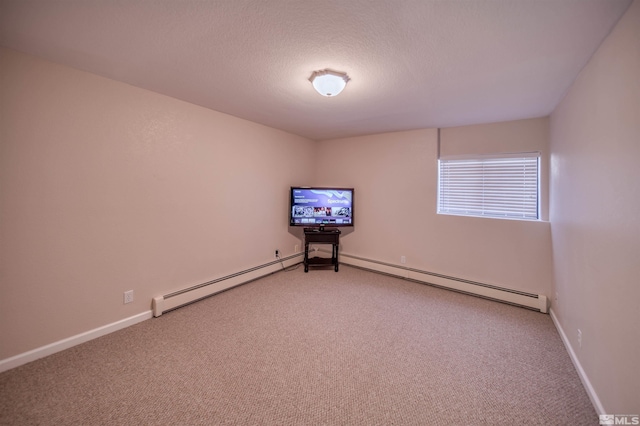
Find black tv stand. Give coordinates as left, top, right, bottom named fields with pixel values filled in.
left=303, top=228, right=340, bottom=272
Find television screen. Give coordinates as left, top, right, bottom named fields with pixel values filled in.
left=290, top=187, right=354, bottom=228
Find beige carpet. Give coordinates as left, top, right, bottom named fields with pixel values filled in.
left=0, top=265, right=596, bottom=425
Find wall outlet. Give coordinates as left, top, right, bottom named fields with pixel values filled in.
left=275, top=249, right=279, bottom=258
left=401, top=256, right=406, bottom=264
left=124, top=290, right=134, bottom=304
left=294, top=244, right=299, bottom=253
left=577, top=329, right=582, bottom=348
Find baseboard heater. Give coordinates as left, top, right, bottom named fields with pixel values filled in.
left=152, top=253, right=302, bottom=317
left=338, top=252, right=548, bottom=313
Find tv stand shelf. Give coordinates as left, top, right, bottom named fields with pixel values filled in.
left=303, top=228, right=340, bottom=272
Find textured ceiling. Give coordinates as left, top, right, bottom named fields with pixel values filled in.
left=0, top=0, right=632, bottom=140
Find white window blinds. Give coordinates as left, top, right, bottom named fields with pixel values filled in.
left=438, top=152, right=540, bottom=220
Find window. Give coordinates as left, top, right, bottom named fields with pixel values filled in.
left=438, top=152, right=540, bottom=220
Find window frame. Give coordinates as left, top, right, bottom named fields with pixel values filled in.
left=437, top=152, right=541, bottom=221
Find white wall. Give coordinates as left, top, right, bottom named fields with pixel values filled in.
left=315, top=118, right=553, bottom=297
left=549, top=0, right=640, bottom=413
left=0, top=47, right=315, bottom=360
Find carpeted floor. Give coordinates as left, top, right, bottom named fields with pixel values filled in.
left=0, top=265, right=597, bottom=425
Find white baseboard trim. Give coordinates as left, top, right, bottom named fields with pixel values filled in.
left=549, top=308, right=605, bottom=415
left=0, top=255, right=305, bottom=373
left=0, top=310, right=153, bottom=374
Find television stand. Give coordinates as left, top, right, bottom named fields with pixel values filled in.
left=303, top=228, right=340, bottom=272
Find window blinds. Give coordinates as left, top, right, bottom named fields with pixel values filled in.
left=438, top=153, right=539, bottom=220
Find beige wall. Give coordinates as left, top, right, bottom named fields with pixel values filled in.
left=315, top=118, right=553, bottom=297
left=440, top=118, right=549, bottom=221
left=549, top=0, right=640, bottom=413
left=0, top=48, right=315, bottom=359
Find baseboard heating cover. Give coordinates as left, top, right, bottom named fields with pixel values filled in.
left=152, top=253, right=302, bottom=317
left=339, top=252, right=548, bottom=313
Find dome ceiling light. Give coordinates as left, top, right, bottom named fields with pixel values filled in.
left=309, top=69, right=350, bottom=97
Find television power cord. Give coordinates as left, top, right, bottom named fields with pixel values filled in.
left=276, top=251, right=301, bottom=272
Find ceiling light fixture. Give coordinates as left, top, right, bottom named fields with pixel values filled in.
left=309, top=69, right=350, bottom=97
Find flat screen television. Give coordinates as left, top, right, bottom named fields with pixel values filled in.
left=289, top=187, right=354, bottom=229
